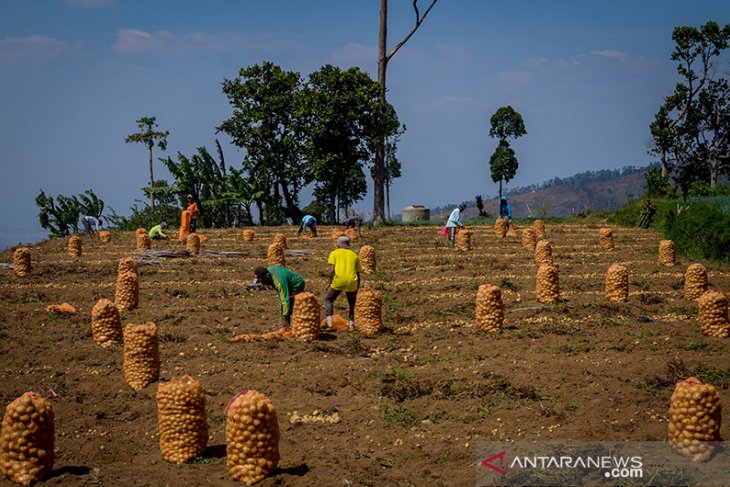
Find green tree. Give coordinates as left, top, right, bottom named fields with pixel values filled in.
left=649, top=21, right=730, bottom=178
left=35, top=189, right=104, bottom=237
left=218, top=62, right=306, bottom=224
left=301, top=65, right=381, bottom=223
left=694, top=78, right=730, bottom=187
left=124, top=116, right=169, bottom=210
left=488, top=106, right=526, bottom=199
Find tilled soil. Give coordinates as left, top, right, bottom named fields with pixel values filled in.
left=0, top=223, right=729, bottom=486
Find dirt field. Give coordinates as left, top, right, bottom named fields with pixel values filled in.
left=1, top=223, right=728, bottom=486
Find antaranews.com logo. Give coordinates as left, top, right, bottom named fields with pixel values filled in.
left=475, top=441, right=730, bottom=486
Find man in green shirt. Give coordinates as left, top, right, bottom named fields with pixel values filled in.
left=325, top=235, right=361, bottom=331
left=149, top=222, right=169, bottom=240
left=253, top=265, right=305, bottom=329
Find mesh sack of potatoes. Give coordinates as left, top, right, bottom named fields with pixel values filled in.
left=267, top=243, right=285, bottom=267
left=243, top=229, right=255, bottom=241
left=359, top=245, right=376, bottom=275
left=115, top=270, right=139, bottom=312
left=697, top=291, right=730, bottom=338
left=272, top=233, right=287, bottom=250
left=290, top=292, right=321, bottom=342
left=345, top=228, right=358, bottom=241
left=226, top=390, right=280, bottom=485
left=0, top=392, right=54, bottom=487
left=123, top=322, right=160, bottom=391
left=684, top=263, right=708, bottom=301
left=186, top=233, right=201, bottom=256
left=659, top=239, right=676, bottom=266
left=536, top=264, right=560, bottom=304
left=668, top=377, right=722, bottom=462
left=13, top=248, right=31, bottom=277
left=475, top=284, right=504, bottom=332
left=506, top=223, right=517, bottom=238
left=494, top=219, right=507, bottom=239
left=331, top=229, right=345, bottom=248
left=605, top=264, right=629, bottom=303
left=157, top=375, right=209, bottom=464
left=355, top=288, right=383, bottom=337
left=533, top=219, right=546, bottom=240
left=136, top=230, right=151, bottom=251
left=91, top=298, right=123, bottom=347
left=118, top=256, right=138, bottom=275
left=521, top=228, right=536, bottom=251
left=599, top=227, right=614, bottom=250
left=456, top=228, right=472, bottom=251
left=534, top=240, right=553, bottom=266
left=68, top=235, right=82, bottom=257
left=99, top=230, right=112, bottom=243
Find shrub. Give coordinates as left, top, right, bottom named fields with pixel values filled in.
left=664, top=202, right=730, bottom=261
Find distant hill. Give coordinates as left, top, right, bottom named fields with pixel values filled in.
left=429, top=165, right=653, bottom=220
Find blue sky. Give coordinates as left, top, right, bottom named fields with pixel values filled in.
left=1, top=0, right=728, bottom=248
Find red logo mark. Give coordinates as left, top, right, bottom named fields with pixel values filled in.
left=481, top=451, right=507, bottom=476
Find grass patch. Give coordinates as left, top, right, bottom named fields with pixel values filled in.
left=382, top=404, right=419, bottom=427
left=677, top=341, right=707, bottom=351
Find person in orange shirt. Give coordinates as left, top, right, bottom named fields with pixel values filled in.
left=186, top=194, right=200, bottom=233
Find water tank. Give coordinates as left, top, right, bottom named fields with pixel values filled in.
left=401, top=205, right=430, bottom=223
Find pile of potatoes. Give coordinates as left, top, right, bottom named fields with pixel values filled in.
left=697, top=291, right=730, bottom=338
left=242, top=229, right=255, bottom=241
left=668, top=377, right=722, bottom=462
left=290, top=292, right=321, bottom=342
left=0, top=392, right=54, bottom=486
left=91, top=298, right=123, bottom=347
left=536, top=265, right=560, bottom=304
left=521, top=228, right=536, bottom=251
left=533, top=219, right=546, bottom=240
left=186, top=233, right=201, bottom=256
left=123, top=322, right=160, bottom=391
left=115, top=268, right=139, bottom=312
left=475, top=284, right=504, bottom=332
left=359, top=245, right=376, bottom=275
left=534, top=240, right=553, bottom=266
left=605, top=264, right=629, bottom=303
left=659, top=239, right=676, bottom=266
left=599, top=227, right=614, bottom=250
left=355, top=288, right=383, bottom=337
left=456, top=228, right=472, bottom=251
left=68, top=235, right=82, bottom=257
left=273, top=233, right=287, bottom=250
left=226, top=390, right=280, bottom=485
left=684, top=263, right=708, bottom=301
left=12, top=248, right=31, bottom=277
left=494, top=219, right=507, bottom=239
left=135, top=228, right=150, bottom=251
left=157, top=376, right=209, bottom=464
left=267, top=243, right=285, bottom=267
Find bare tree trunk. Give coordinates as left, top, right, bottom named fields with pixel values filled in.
left=659, top=148, right=667, bottom=178
left=710, top=159, right=718, bottom=188
left=499, top=180, right=503, bottom=201
left=373, top=0, right=388, bottom=225
left=148, top=145, right=155, bottom=210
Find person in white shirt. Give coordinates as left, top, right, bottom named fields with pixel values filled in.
left=445, top=204, right=465, bottom=248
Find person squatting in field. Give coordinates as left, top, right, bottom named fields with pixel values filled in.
left=297, top=214, right=317, bottom=238
left=344, top=216, right=363, bottom=237
left=149, top=222, right=169, bottom=240
left=325, top=236, right=361, bottom=331
left=445, top=204, right=466, bottom=248
left=253, top=265, right=305, bottom=329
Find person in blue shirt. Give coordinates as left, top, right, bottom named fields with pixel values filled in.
left=297, top=214, right=317, bottom=238
left=499, top=196, right=512, bottom=223
left=445, top=204, right=466, bottom=248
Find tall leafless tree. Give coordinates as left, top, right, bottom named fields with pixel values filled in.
left=373, top=0, right=437, bottom=224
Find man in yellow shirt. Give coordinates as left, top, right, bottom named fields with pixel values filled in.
left=325, top=235, right=362, bottom=331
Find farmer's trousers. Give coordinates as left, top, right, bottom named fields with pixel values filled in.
left=325, top=287, right=357, bottom=321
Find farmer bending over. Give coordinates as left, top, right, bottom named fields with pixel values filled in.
left=149, top=222, right=169, bottom=240
left=499, top=196, right=512, bottom=223
left=253, top=265, right=305, bottom=329
left=297, top=214, right=317, bottom=238
left=325, top=236, right=361, bottom=331
left=344, top=216, right=363, bottom=237
left=445, top=204, right=466, bottom=248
